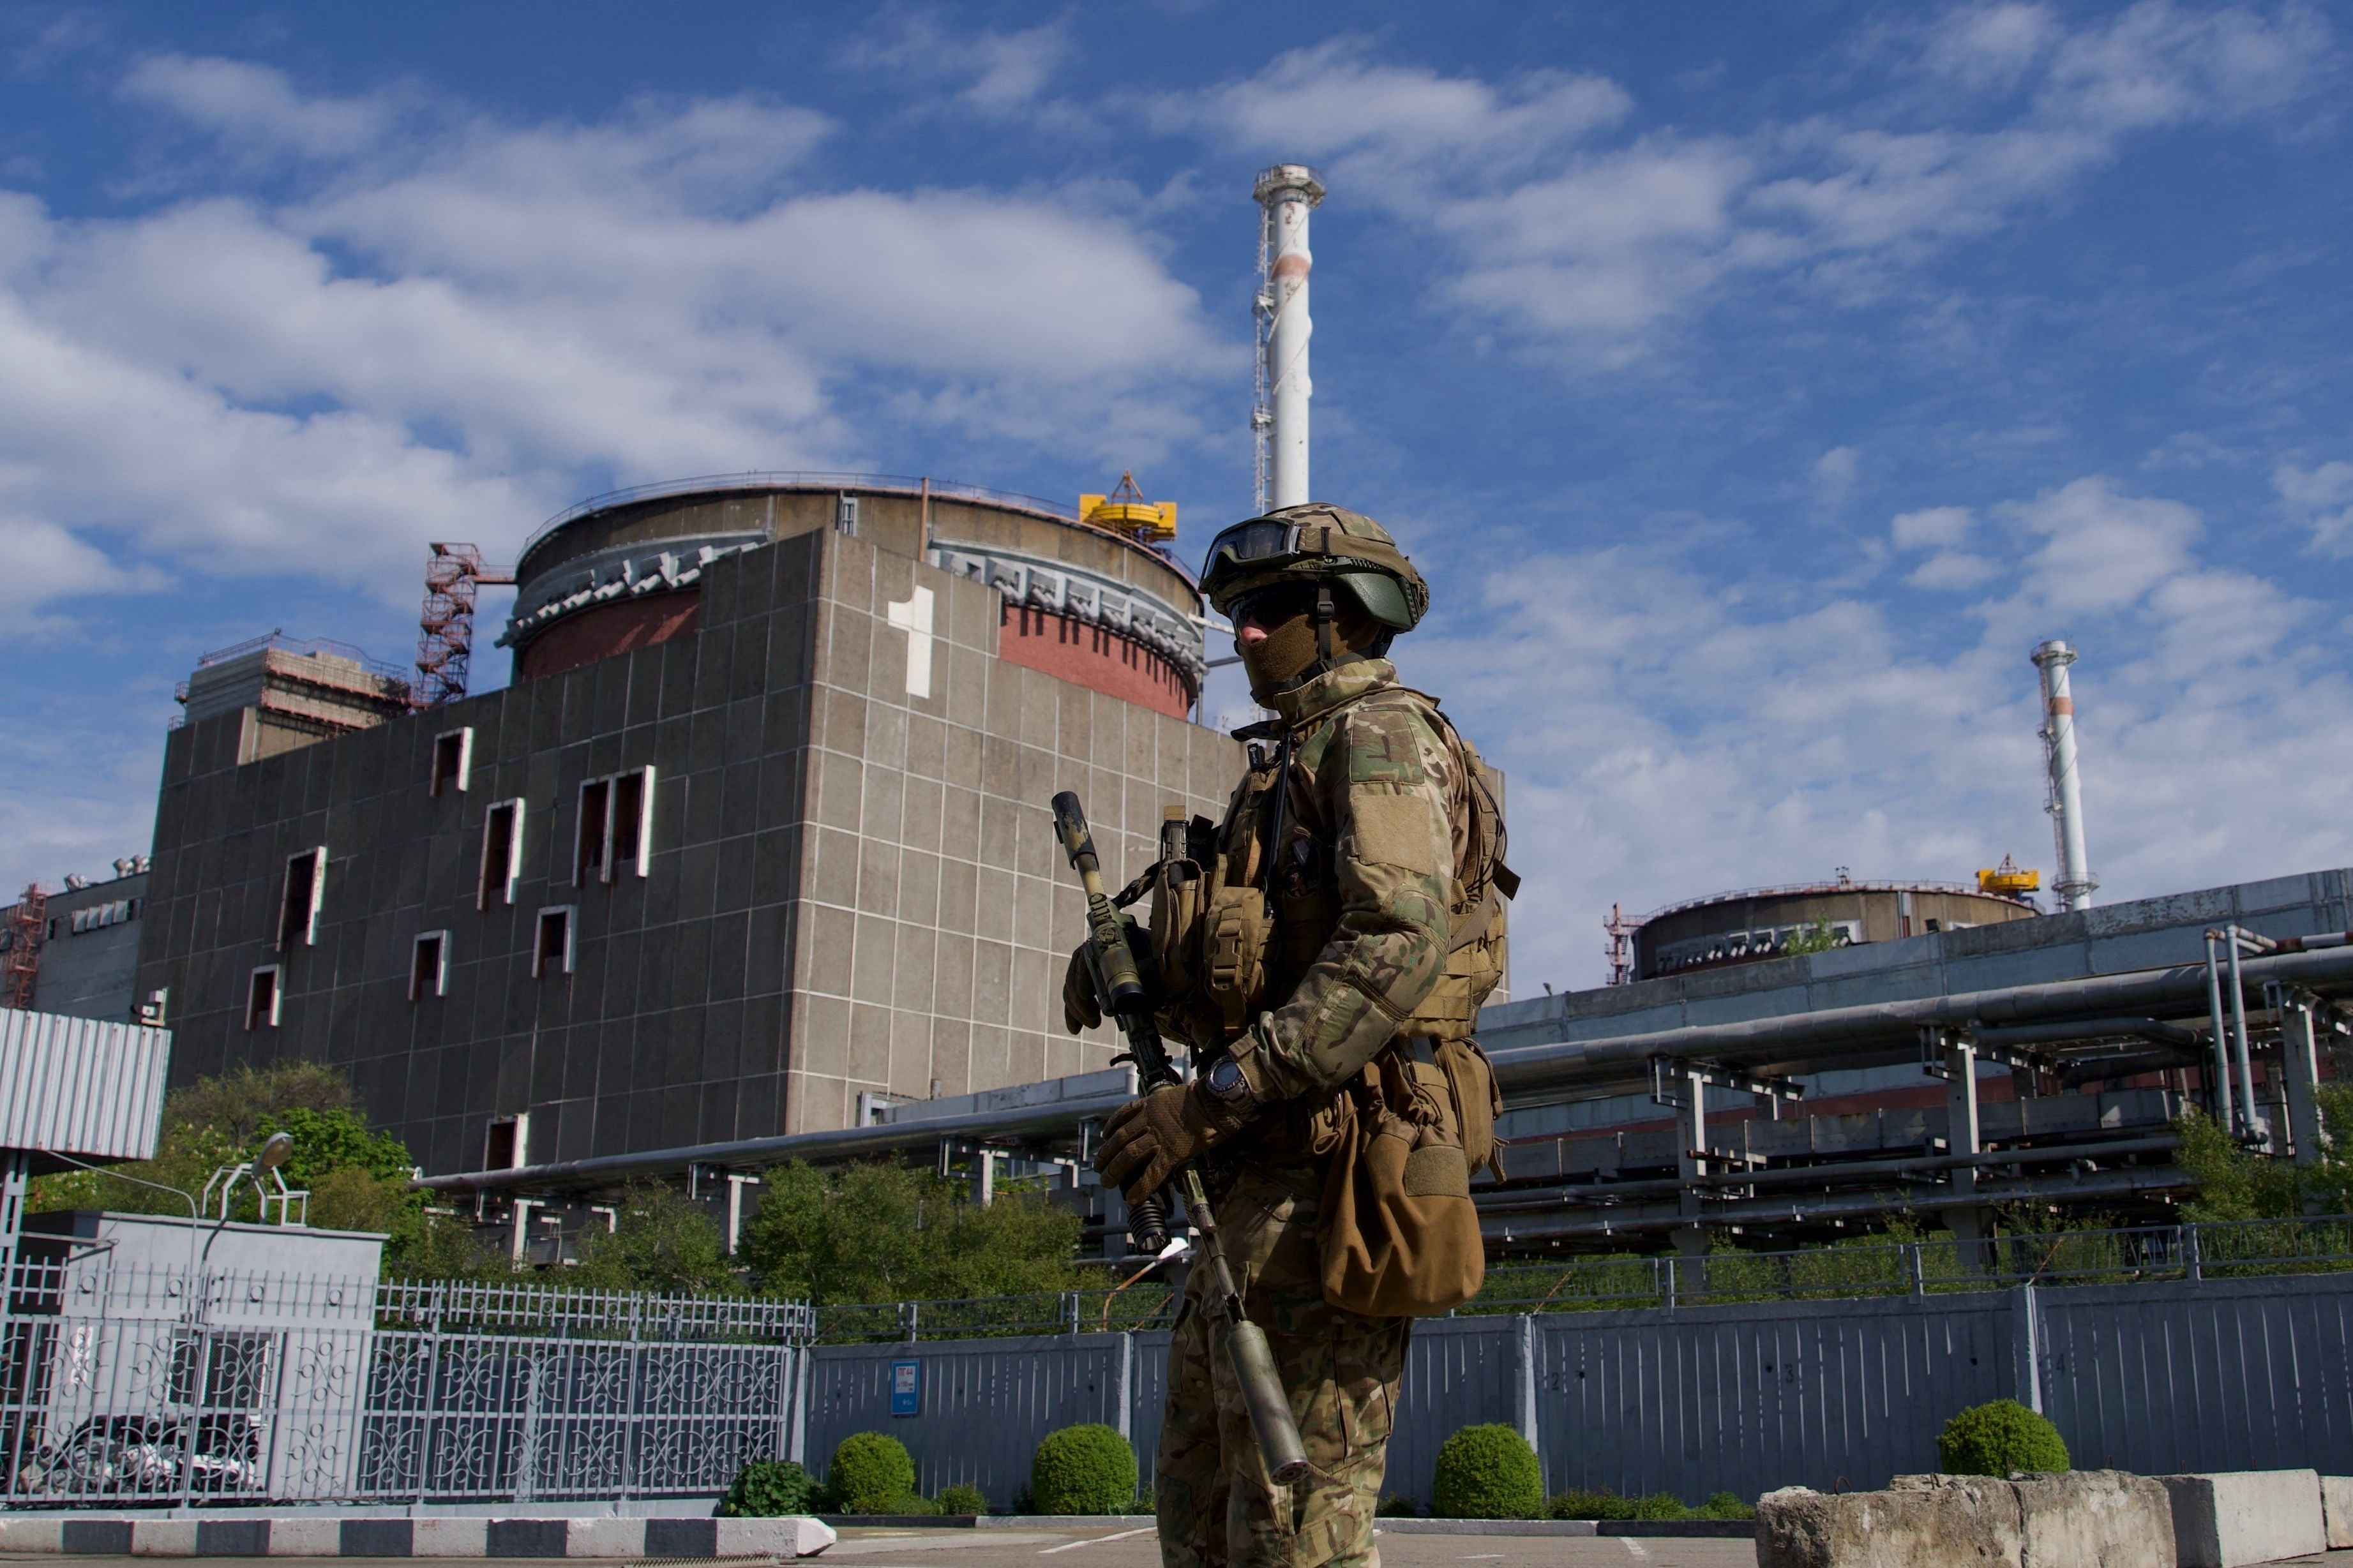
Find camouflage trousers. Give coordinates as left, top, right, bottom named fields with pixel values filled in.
left=1155, top=1165, right=1411, bottom=1568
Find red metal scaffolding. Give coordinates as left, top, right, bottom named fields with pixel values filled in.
left=3, top=885, right=46, bottom=1010
left=416, top=544, right=516, bottom=706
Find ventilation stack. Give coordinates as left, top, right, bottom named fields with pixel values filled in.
left=1253, top=165, right=1325, bottom=514
left=2033, top=639, right=2097, bottom=913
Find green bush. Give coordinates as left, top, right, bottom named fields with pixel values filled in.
left=1030, top=1424, right=1138, bottom=1516
left=1937, top=1400, right=2070, bottom=1476
left=886, top=1492, right=940, bottom=1516
left=827, top=1432, right=918, bottom=1514
left=1376, top=1495, right=1420, bottom=1518
left=719, top=1458, right=815, bottom=1517
left=1699, top=1491, right=1756, bottom=1521
left=1628, top=1493, right=1689, bottom=1519
left=936, top=1483, right=988, bottom=1516
left=1550, top=1488, right=1632, bottom=1521
left=1431, top=1424, right=1544, bottom=1520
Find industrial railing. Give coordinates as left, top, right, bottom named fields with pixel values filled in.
left=517, top=472, right=1081, bottom=564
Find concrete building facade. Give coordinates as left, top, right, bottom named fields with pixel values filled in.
left=0, top=867, right=153, bottom=1024
left=137, top=502, right=1241, bottom=1179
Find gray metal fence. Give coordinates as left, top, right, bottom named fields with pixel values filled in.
left=0, top=1263, right=811, bottom=1508
left=11, top=1235, right=2353, bottom=1511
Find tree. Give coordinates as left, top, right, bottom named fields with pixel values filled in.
left=569, top=1181, right=742, bottom=1295
left=1782, top=919, right=1842, bottom=957
left=27, top=1059, right=505, bottom=1280
left=2171, top=1089, right=2353, bottom=1221
left=739, top=1160, right=1083, bottom=1303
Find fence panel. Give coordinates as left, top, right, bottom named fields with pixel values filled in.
left=2036, top=1273, right=2353, bottom=1477
left=1379, top=1317, right=1519, bottom=1509
left=1129, top=1329, right=1172, bottom=1483
left=1532, top=1291, right=2015, bottom=1504
left=806, top=1333, right=1130, bottom=1508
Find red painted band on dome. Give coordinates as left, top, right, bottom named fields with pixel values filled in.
left=516, top=594, right=702, bottom=682
left=996, top=604, right=1193, bottom=719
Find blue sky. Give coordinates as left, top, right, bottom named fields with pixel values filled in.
left=1, top=1, right=2347, bottom=989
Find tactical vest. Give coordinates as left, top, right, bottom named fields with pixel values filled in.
left=1145, top=684, right=1517, bottom=1054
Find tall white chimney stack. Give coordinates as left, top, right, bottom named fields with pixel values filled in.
left=2033, top=639, right=2097, bottom=913
left=1253, top=164, right=1325, bottom=514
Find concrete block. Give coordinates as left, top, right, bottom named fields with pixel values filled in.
left=130, top=1520, right=199, bottom=1556
left=1757, top=1476, right=2021, bottom=1568
left=338, top=1519, right=416, bottom=1557
left=0, top=1518, right=63, bottom=1552
left=411, top=1518, right=489, bottom=1557
left=716, top=1516, right=837, bottom=1558
left=485, top=1519, right=568, bottom=1557
left=563, top=1519, right=646, bottom=1558
left=266, top=1519, right=342, bottom=1557
left=2160, top=1470, right=2325, bottom=1568
left=643, top=1519, right=721, bottom=1557
left=195, top=1521, right=271, bottom=1558
left=2324, top=1476, right=2353, bottom=1549
left=61, top=1521, right=135, bottom=1555
left=2012, top=1470, right=2173, bottom=1567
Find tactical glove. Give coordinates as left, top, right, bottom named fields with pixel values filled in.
left=1093, top=1082, right=1252, bottom=1204
left=1060, top=920, right=1152, bottom=1034
left=1061, top=943, right=1102, bottom=1034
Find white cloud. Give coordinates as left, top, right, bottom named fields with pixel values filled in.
left=0, top=72, right=1235, bottom=616
left=843, top=15, right=1076, bottom=118
left=2276, top=459, right=2353, bottom=554
left=1169, top=4, right=2334, bottom=362
left=1907, top=551, right=2003, bottom=591
left=1891, top=504, right=1974, bottom=549
left=1411, top=470, right=2353, bottom=991
left=120, top=54, right=401, bottom=158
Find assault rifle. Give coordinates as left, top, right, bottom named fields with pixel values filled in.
left=1051, top=791, right=1309, bottom=1482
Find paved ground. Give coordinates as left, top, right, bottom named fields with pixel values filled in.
left=13, top=1521, right=2353, bottom=1568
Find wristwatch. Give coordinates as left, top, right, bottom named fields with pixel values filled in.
left=1203, top=1055, right=1252, bottom=1107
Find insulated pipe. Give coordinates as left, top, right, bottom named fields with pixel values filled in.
left=1254, top=165, right=1325, bottom=511
left=2206, top=933, right=2236, bottom=1133
left=415, top=1091, right=1136, bottom=1195
left=2033, top=640, right=2097, bottom=911
left=1475, top=1133, right=2183, bottom=1209
left=414, top=945, right=2353, bottom=1197
left=2227, top=927, right=2261, bottom=1135
left=1968, top=1017, right=2199, bottom=1050
left=1480, top=1163, right=2190, bottom=1243
left=1484, top=944, right=2353, bottom=1100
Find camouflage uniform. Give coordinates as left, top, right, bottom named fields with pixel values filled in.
left=1156, top=656, right=1468, bottom=1568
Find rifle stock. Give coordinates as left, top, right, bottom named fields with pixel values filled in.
left=1050, top=790, right=1309, bottom=1484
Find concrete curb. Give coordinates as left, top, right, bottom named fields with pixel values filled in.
left=0, top=1515, right=836, bottom=1558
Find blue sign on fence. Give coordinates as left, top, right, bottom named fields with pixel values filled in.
left=890, top=1359, right=921, bottom=1417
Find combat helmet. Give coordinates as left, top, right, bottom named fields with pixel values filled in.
left=1198, top=503, right=1429, bottom=633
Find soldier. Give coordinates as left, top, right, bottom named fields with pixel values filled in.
left=1063, top=504, right=1511, bottom=1568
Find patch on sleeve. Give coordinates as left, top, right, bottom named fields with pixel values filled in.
left=1351, top=791, right=1441, bottom=874
left=1345, top=708, right=1427, bottom=787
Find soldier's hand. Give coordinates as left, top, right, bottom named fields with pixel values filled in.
left=1093, top=1082, right=1249, bottom=1203
left=1061, top=944, right=1102, bottom=1034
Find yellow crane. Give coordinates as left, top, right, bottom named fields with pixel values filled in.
left=1978, top=854, right=2041, bottom=897
left=1080, top=472, right=1176, bottom=542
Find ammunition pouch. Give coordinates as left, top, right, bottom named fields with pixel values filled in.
left=1317, top=1035, right=1503, bottom=1317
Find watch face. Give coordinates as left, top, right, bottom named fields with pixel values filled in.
left=1208, top=1058, right=1244, bottom=1099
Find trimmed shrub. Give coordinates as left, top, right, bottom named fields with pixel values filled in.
left=1031, top=1424, right=1139, bottom=1516
left=827, top=1431, right=918, bottom=1514
left=1551, top=1488, right=1632, bottom=1521
left=1431, top=1424, right=1544, bottom=1520
left=936, top=1483, right=989, bottom=1517
left=719, top=1459, right=814, bottom=1518
left=1937, top=1399, right=2070, bottom=1477
left=1699, top=1491, right=1756, bottom=1521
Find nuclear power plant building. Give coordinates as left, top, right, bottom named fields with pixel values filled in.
left=135, top=479, right=1240, bottom=1178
